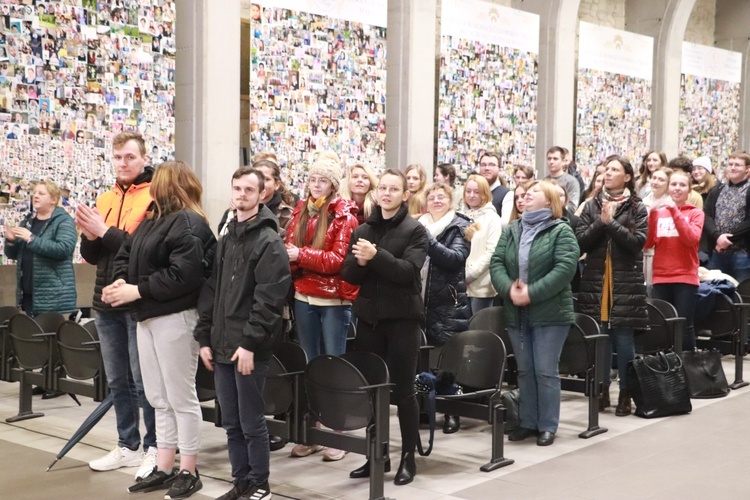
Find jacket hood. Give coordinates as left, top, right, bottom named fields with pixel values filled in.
left=230, top=204, right=279, bottom=235
left=116, top=166, right=154, bottom=193
left=464, top=202, right=497, bottom=218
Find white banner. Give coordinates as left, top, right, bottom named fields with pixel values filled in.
left=682, top=42, right=742, bottom=83
left=441, top=0, right=539, bottom=54
left=578, top=21, right=654, bottom=80
left=244, top=0, right=387, bottom=27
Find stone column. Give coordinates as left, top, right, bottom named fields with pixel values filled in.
left=385, top=0, right=438, bottom=175
left=176, top=0, right=241, bottom=229
left=512, top=0, right=581, bottom=174
left=626, top=0, right=697, bottom=157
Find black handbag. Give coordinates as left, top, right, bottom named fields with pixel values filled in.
left=680, top=349, right=729, bottom=399
left=414, top=370, right=462, bottom=456
left=627, top=351, right=692, bottom=418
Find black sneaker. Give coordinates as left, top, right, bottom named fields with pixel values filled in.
left=165, top=469, right=203, bottom=499
left=128, top=467, right=177, bottom=493
left=239, top=482, right=272, bottom=500
left=217, top=480, right=250, bottom=500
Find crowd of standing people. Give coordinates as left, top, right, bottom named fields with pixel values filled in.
left=5, top=132, right=750, bottom=498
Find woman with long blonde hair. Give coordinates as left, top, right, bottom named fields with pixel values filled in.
left=405, top=163, right=427, bottom=216
left=339, top=163, right=378, bottom=225
left=104, top=161, right=216, bottom=498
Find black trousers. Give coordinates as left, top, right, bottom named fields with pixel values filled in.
left=353, top=318, right=421, bottom=453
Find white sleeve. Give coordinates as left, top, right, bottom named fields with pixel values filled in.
left=500, top=190, right=513, bottom=229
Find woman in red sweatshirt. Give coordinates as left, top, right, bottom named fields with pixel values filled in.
left=644, top=170, right=704, bottom=350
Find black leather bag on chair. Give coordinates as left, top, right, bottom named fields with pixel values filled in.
left=627, top=351, right=692, bottom=418
left=680, top=349, right=729, bottom=399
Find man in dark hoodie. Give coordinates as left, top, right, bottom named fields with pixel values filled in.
left=194, top=166, right=291, bottom=500
left=75, top=131, right=158, bottom=479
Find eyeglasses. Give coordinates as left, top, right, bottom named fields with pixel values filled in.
left=426, top=195, right=447, bottom=202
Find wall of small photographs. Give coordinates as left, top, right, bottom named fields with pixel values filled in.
left=437, top=37, right=538, bottom=179
left=0, top=0, right=176, bottom=264
left=437, top=0, right=539, bottom=182
left=679, top=42, right=742, bottom=177
left=248, top=2, right=387, bottom=195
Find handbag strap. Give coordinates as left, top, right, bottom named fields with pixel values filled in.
left=643, top=352, right=682, bottom=374
left=416, top=389, right=435, bottom=456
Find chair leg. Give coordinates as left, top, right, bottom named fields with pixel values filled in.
left=6, top=373, right=44, bottom=423
left=579, top=372, right=608, bottom=439
left=480, top=403, right=514, bottom=472
left=730, top=330, right=749, bottom=390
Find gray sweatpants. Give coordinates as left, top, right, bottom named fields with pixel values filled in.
left=137, top=309, right=202, bottom=455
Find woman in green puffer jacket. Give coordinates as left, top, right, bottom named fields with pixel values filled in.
left=490, top=180, right=579, bottom=447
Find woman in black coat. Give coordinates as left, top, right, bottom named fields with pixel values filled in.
left=342, top=169, right=428, bottom=486
left=575, top=156, right=648, bottom=417
left=418, top=181, right=471, bottom=434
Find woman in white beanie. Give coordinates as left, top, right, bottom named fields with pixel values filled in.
left=284, top=150, right=359, bottom=461
left=692, top=155, right=718, bottom=202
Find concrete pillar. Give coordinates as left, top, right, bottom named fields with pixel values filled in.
left=385, top=0, right=439, bottom=175
left=626, top=0, right=697, bottom=157
left=511, top=0, right=581, bottom=174
left=176, top=0, right=241, bottom=229
left=715, top=0, right=750, bottom=151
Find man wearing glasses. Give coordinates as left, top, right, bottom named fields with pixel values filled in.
left=478, top=151, right=512, bottom=226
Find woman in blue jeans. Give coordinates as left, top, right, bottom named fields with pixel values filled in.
left=284, top=151, right=359, bottom=461
left=576, top=156, right=648, bottom=417
left=490, top=180, right=579, bottom=446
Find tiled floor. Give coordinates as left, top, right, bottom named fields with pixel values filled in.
left=1, top=357, right=750, bottom=499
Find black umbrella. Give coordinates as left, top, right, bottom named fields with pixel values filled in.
left=47, top=393, right=114, bottom=471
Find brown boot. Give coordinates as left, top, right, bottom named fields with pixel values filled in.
left=598, top=389, right=611, bottom=412
left=615, top=389, right=631, bottom=416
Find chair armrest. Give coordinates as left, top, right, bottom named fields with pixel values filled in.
left=81, top=340, right=101, bottom=346
left=438, top=388, right=497, bottom=399
left=32, top=332, right=57, bottom=338
left=359, top=382, right=394, bottom=390
left=582, top=333, right=609, bottom=343
left=277, top=370, right=305, bottom=378
left=419, top=345, right=434, bottom=351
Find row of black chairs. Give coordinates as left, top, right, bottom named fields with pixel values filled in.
left=0, top=309, right=108, bottom=422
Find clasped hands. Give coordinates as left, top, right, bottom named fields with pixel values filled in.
left=3, top=225, right=32, bottom=243
left=352, top=238, right=376, bottom=266
left=101, top=278, right=141, bottom=307
left=509, top=278, right=531, bottom=307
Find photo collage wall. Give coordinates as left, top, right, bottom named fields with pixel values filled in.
left=575, top=22, right=654, bottom=183
left=248, top=0, right=387, bottom=195
left=679, top=42, right=742, bottom=178
left=0, top=0, right=176, bottom=264
left=438, top=0, right=540, bottom=182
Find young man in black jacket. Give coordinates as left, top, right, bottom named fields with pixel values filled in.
left=194, top=167, right=291, bottom=500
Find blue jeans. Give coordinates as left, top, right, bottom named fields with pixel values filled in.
left=293, top=300, right=351, bottom=360
left=214, top=361, right=270, bottom=486
left=506, top=324, right=569, bottom=433
left=600, top=324, right=635, bottom=391
left=708, top=251, right=750, bottom=283
left=469, top=297, right=496, bottom=316
left=95, top=309, right=156, bottom=451
left=651, top=283, right=698, bottom=351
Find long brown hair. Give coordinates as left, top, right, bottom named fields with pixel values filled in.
left=149, top=161, right=207, bottom=221
left=253, top=159, right=295, bottom=206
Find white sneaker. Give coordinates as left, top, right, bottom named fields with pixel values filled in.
left=89, top=446, right=143, bottom=471
left=135, top=447, right=158, bottom=480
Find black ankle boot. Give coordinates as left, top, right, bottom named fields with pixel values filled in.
left=349, top=457, right=391, bottom=479
left=394, top=451, right=416, bottom=486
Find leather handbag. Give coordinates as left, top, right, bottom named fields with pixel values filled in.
left=627, top=351, right=692, bottom=418
left=414, top=370, right=462, bottom=456
left=680, top=349, right=729, bottom=399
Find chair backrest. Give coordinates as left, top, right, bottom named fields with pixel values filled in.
left=195, top=359, right=215, bottom=402
left=560, top=313, right=599, bottom=375
left=695, top=292, right=737, bottom=338
left=737, top=278, right=750, bottom=303
left=468, top=306, right=513, bottom=355
left=81, top=320, right=99, bottom=340
left=274, top=341, right=308, bottom=374
left=340, top=351, right=389, bottom=387
left=34, top=312, right=66, bottom=334
left=305, top=355, right=376, bottom=431
left=437, top=329, right=506, bottom=390
left=0, top=306, right=19, bottom=326
left=57, top=320, right=101, bottom=380
left=634, top=300, right=676, bottom=354
left=264, top=354, right=294, bottom=415
left=8, top=313, right=51, bottom=370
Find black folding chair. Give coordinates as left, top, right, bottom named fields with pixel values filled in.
left=264, top=341, right=307, bottom=446
left=0, top=306, right=19, bottom=382
left=695, top=292, right=750, bottom=390
left=432, top=329, right=514, bottom=472
left=469, top=306, right=516, bottom=385
left=195, top=357, right=222, bottom=426
left=559, top=313, right=609, bottom=438
left=56, top=320, right=107, bottom=402
left=303, top=352, right=391, bottom=500
left=635, top=299, right=685, bottom=354
left=6, top=312, right=66, bottom=422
